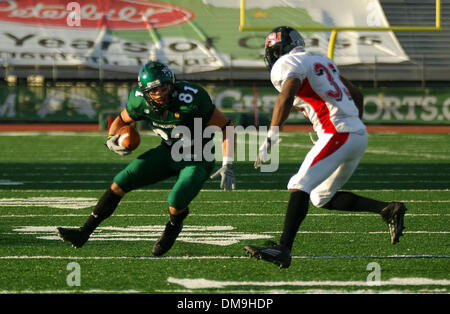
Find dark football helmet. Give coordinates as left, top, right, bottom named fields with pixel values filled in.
left=138, top=61, right=176, bottom=112
left=264, top=26, right=305, bottom=70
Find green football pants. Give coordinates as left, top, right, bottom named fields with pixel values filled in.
left=113, top=144, right=215, bottom=209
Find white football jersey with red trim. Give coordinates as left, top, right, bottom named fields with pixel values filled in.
left=270, top=48, right=366, bottom=135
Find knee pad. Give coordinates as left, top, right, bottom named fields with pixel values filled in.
left=310, top=192, right=332, bottom=208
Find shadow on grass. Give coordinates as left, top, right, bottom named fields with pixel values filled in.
left=1, top=162, right=449, bottom=190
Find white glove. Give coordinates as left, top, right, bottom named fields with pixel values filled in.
left=105, top=134, right=131, bottom=156
left=210, top=163, right=235, bottom=191
left=254, top=130, right=280, bottom=169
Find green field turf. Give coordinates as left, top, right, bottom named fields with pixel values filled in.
left=0, top=130, right=449, bottom=296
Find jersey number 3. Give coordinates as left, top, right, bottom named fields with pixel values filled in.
left=313, top=63, right=351, bottom=102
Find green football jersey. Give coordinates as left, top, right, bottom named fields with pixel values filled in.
left=126, top=81, right=216, bottom=149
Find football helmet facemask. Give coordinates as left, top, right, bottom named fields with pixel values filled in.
left=264, top=26, right=305, bottom=70
left=138, top=61, right=176, bottom=112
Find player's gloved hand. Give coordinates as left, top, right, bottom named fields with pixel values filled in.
left=210, top=163, right=235, bottom=191
left=105, top=134, right=131, bottom=156
left=254, top=129, right=280, bottom=169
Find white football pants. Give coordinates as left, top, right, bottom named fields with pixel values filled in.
left=287, top=130, right=368, bottom=207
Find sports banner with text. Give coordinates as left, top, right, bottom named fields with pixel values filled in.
left=1, top=85, right=450, bottom=125
left=0, top=0, right=408, bottom=75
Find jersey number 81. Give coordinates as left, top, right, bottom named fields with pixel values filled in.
left=178, top=86, right=199, bottom=104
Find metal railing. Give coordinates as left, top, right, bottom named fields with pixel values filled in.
left=1, top=51, right=450, bottom=86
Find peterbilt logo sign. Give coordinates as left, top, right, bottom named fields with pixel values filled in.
left=0, top=0, right=194, bottom=29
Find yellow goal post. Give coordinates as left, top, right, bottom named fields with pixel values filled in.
left=239, top=0, right=441, bottom=59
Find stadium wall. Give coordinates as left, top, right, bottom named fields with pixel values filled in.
left=1, top=83, right=450, bottom=128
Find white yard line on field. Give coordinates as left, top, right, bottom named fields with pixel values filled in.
left=122, top=199, right=450, bottom=203
left=6, top=189, right=450, bottom=193
left=0, top=213, right=449, bottom=218
left=167, top=277, right=450, bottom=289
left=2, top=198, right=450, bottom=204
left=154, top=287, right=449, bottom=294
left=261, top=231, right=450, bottom=234
left=6, top=179, right=450, bottom=185
left=364, top=148, right=450, bottom=160
left=2, top=172, right=450, bottom=177
left=1, top=255, right=449, bottom=261
left=0, top=289, right=141, bottom=294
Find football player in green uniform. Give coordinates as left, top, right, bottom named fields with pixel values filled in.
left=57, top=61, right=235, bottom=256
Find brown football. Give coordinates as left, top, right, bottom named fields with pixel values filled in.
left=117, top=125, right=140, bottom=151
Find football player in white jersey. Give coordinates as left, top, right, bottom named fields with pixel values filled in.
left=244, top=26, right=407, bottom=268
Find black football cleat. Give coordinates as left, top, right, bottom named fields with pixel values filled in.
left=380, top=202, right=407, bottom=244
left=152, top=222, right=183, bottom=256
left=56, top=227, right=90, bottom=248
left=244, top=242, right=292, bottom=269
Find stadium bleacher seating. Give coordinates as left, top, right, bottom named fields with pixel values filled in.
left=342, top=0, right=450, bottom=84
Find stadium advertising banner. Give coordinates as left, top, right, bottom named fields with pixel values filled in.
left=1, top=85, right=450, bottom=125
left=0, top=0, right=408, bottom=74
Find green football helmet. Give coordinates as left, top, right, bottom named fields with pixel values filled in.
left=138, top=61, right=176, bottom=112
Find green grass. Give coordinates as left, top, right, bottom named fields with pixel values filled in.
left=0, top=131, right=449, bottom=294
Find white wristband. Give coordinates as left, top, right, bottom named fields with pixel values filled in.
left=222, top=156, right=233, bottom=165
left=267, top=128, right=279, bottom=142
